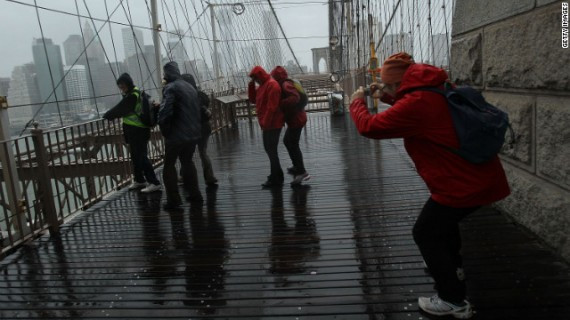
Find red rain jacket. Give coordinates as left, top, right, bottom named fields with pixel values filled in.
left=248, top=66, right=284, bottom=130
left=270, top=66, right=307, bottom=129
left=350, top=63, right=510, bottom=208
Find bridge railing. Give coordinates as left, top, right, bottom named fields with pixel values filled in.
left=235, top=75, right=340, bottom=120
left=0, top=101, right=237, bottom=257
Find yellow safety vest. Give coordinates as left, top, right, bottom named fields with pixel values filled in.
left=122, top=87, right=148, bottom=128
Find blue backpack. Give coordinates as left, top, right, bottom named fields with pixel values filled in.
left=415, top=86, right=514, bottom=164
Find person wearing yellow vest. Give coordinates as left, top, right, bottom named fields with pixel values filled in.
left=103, top=73, right=161, bottom=193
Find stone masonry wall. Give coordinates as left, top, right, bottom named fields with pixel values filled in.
left=451, top=1, right=570, bottom=261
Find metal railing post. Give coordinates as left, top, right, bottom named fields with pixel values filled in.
left=30, top=124, right=60, bottom=234
left=0, top=97, right=29, bottom=240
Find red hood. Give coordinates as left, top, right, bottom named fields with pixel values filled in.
left=249, top=66, right=271, bottom=84
left=396, top=64, right=449, bottom=97
left=270, top=66, right=288, bottom=83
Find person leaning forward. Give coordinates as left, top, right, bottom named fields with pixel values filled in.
left=103, top=73, right=161, bottom=193
left=270, top=66, right=310, bottom=186
left=157, top=62, right=203, bottom=210
left=349, top=52, right=510, bottom=319
left=248, top=66, right=284, bottom=188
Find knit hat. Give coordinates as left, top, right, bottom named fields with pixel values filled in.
left=380, top=52, right=414, bottom=84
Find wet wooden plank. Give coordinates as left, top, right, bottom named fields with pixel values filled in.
left=1, top=113, right=569, bottom=319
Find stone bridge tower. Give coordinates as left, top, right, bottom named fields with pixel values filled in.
left=451, top=0, right=570, bottom=260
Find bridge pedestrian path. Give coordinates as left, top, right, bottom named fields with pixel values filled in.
left=1, top=112, right=569, bottom=319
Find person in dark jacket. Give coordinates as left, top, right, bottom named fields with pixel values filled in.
left=103, top=73, right=161, bottom=193
left=181, top=74, right=218, bottom=186
left=270, top=66, right=310, bottom=186
left=157, top=62, right=202, bottom=209
left=349, top=52, right=510, bottom=319
left=248, top=66, right=284, bottom=188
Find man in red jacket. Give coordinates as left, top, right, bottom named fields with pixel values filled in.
left=249, top=66, right=284, bottom=187
left=270, top=66, right=310, bottom=186
left=349, top=52, right=510, bottom=319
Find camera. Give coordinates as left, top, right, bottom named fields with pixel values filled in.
left=363, top=85, right=381, bottom=96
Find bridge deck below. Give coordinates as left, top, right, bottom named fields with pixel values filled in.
left=1, top=112, right=569, bottom=319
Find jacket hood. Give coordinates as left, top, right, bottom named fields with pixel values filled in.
left=270, top=66, right=288, bottom=83
left=249, top=66, right=271, bottom=84
left=181, top=73, right=197, bottom=88
left=163, top=62, right=181, bottom=83
left=396, top=64, right=449, bottom=97
left=116, top=73, right=134, bottom=90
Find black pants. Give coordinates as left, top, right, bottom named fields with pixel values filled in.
left=262, top=128, right=283, bottom=182
left=197, top=130, right=217, bottom=184
left=126, top=126, right=160, bottom=185
left=163, top=141, right=201, bottom=203
left=283, top=127, right=306, bottom=173
left=412, top=198, right=479, bottom=304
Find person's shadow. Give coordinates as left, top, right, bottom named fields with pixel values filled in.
left=269, top=185, right=320, bottom=286
left=183, top=186, right=228, bottom=315
left=137, top=192, right=178, bottom=305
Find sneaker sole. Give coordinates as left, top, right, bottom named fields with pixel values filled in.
left=418, top=301, right=473, bottom=319
left=291, top=175, right=311, bottom=185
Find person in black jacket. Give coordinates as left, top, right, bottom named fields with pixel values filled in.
left=157, top=62, right=202, bottom=210
left=103, top=73, right=161, bottom=193
left=182, top=74, right=218, bottom=186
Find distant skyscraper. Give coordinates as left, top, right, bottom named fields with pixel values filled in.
left=167, top=30, right=187, bottom=73
left=32, top=38, right=68, bottom=115
left=262, top=11, right=283, bottom=69
left=0, top=77, right=10, bottom=96
left=122, top=27, right=144, bottom=60
left=380, top=33, right=412, bottom=62
left=218, top=8, right=238, bottom=75
left=83, top=22, right=105, bottom=64
left=7, top=63, right=39, bottom=125
left=63, top=34, right=85, bottom=66
left=431, top=33, right=449, bottom=67
left=241, top=45, right=262, bottom=69
left=64, top=65, right=90, bottom=113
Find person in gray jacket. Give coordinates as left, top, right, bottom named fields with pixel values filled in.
left=157, top=62, right=202, bottom=209
left=182, top=73, right=218, bottom=186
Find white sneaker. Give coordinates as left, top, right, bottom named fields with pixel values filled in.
left=141, top=184, right=161, bottom=193
left=128, top=182, right=147, bottom=190
left=418, top=295, right=473, bottom=319
left=291, top=172, right=311, bottom=185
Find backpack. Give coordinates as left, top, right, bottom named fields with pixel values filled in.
left=415, top=86, right=514, bottom=164
left=286, top=79, right=308, bottom=111
left=197, top=90, right=212, bottom=122
left=139, top=90, right=158, bottom=127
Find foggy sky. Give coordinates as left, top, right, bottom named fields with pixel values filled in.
left=0, top=0, right=329, bottom=78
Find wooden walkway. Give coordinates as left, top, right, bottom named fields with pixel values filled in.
left=1, top=112, right=569, bottom=319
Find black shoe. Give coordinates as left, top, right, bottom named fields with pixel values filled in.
left=186, top=194, right=204, bottom=204
left=206, top=184, right=219, bottom=193
left=261, top=179, right=284, bottom=188
left=163, top=201, right=182, bottom=211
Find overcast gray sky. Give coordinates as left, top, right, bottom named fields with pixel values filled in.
left=0, top=0, right=329, bottom=78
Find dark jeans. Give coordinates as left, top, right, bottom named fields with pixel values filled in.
left=126, top=127, right=160, bottom=185
left=412, top=198, right=480, bottom=304
left=262, top=128, right=283, bottom=182
left=163, top=141, right=201, bottom=203
left=283, top=127, right=306, bottom=173
left=197, top=130, right=217, bottom=184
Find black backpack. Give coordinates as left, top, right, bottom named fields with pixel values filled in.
left=415, top=86, right=514, bottom=164
left=286, top=79, right=308, bottom=111
left=139, top=90, right=158, bottom=127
